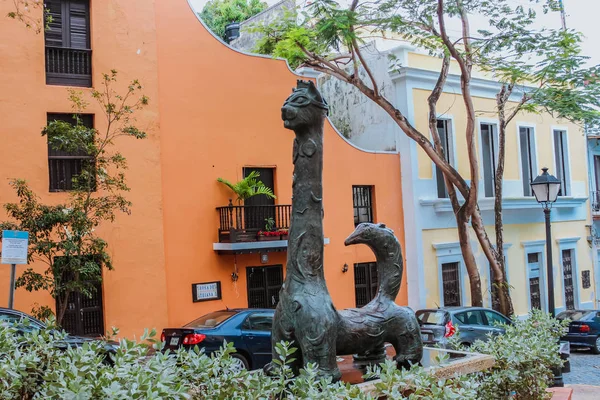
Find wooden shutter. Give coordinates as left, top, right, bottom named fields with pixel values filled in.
left=69, top=1, right=89, bottom=49
left=47, top=113, right=94, bottom=192
left=44, top=0, right=89, bottom=49
left=44, top=0, right=64, bottom=47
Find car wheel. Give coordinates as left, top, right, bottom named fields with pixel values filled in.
left=231, top=353, right=249, bottom=371
left=592, top=336, right=600, bottom=355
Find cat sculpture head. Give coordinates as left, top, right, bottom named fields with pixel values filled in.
left=281, top=80, right=329, bottom=132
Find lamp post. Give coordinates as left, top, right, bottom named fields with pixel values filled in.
left=531, top=168, right=561, bottom=317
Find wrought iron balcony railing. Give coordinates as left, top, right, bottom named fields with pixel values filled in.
left=592, top=190, right=600, bottom=214
left=217, top=203, right=292, bottom=243
left=45, top=46, right=92, bottom=87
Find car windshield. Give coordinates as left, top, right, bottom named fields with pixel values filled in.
left=0, top=313, right=45, bottom=332
left=556, top=311, right=592, bottom=321
left=416, top=310, right=448, bottom=325
left=184, top=311, right=236, bottom=328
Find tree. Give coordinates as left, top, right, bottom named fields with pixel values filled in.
left=5, top=0, right=50, bottom=33
left=0, top=71, right=148, bottom=325
left=218, top=170, right=276, bottom=204
left=200, top=0, right=268, bottom=40
left=254, top=0, right=600, bottom=315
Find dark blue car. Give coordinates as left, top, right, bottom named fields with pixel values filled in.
left=0, top=307, right=118, bottom=362
left=161, top=308, right=275, bottom=370
left=557, top=309, right=600, bottom=354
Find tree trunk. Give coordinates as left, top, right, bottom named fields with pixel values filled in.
left=457, top=210, right=483, bottom=306
left=56, top=290, right=70, bottom=327
left=492, top=85, right=516, bottom=316
left=471, top=206, right=514, bottom=315
left=428, top=54, right=483, bottom=307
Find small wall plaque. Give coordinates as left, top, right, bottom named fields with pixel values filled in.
left=582, top=270, right=591, bottom=289
left=192, top=281, right=222, bottom=302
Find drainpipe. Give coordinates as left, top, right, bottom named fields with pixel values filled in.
left=586, top=127, right=600, bottom=309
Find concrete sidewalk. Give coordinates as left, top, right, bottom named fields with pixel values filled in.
left=566, top=384, right=600, bottom=400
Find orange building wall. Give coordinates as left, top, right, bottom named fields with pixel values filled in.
left=154, top=1, right=406, bottom=327
left=0, top=0, right=406, bottom=335
left=0, top=0, right=169, bottom=338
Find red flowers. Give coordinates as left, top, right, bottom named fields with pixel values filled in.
left=257, top=229, right=288, bottom=237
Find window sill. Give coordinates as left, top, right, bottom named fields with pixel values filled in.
left=420, top=196, right=588, bottom=213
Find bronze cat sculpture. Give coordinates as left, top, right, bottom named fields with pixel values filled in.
left=338, top=222, right=423, bottom=366
left=264, top=80, right=422, bottom=381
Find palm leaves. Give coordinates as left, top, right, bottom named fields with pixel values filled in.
left=217, top=171, right=276, bottom=204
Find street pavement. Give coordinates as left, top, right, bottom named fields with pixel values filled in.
left=566, top=385, right=599, bottom=400
left=563, top=349, right=600, bottom=386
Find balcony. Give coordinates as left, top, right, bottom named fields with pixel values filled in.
left=214, top=203, right=292, bottom=254
left=45, top=46, right=92, bottom=87
left=592, top=191, right=600, bottom=218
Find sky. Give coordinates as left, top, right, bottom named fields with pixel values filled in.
left=188, top=0, right=599, bottom=67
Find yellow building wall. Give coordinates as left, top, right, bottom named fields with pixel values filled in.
left=422, top=221, right=594, bottom=316
left=412, top=88, right=586, bottom=184
left=407, top=52, right=593, bottom=315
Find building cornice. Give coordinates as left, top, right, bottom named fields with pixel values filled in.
left=521, top=239, right=547, bottom=248
left=420, top=196, right=588, bottom=213
left=391, top=66, right=531, bottom=101
left=555, top=237, right=581, bottom=245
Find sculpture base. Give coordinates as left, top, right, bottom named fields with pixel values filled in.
left=338, top=345, right=494, bottom=390
left=351, top=347, right=387, bottom=362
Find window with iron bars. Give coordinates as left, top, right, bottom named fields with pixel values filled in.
left=47, top=113, right=95, bottom=192
left=441, top=262, right=461, bottom=306
left=354, top=262, right=378, bottom=307
left=353, top=185, right=374, bottom=227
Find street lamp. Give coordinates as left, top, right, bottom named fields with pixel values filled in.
left=531, top=167, right=561, bottom=317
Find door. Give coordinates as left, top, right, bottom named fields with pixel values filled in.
left=59, top=284, right=104, bottom=337
left=246, top=265, right=283, bottom=309
left=241, top=312, right=274, bottom=368
left=453, top=310, right=488, bottom=344
left=441, top=262, right=461, bottom=306
left=243, top=167, right=275, bottom=231
left=354, top=262, right=378, bottom=307
left=562, top=249, right=575, bottom=310
left=527, top=253, right=543, bottom=310
left=594, top=155, right=600, bottom=211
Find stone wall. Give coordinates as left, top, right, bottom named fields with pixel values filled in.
left=232, top=4, right=397, bottom=152
left=230, top=0, right=295, bottom=53
left=318, top=42, right=398, bottom=151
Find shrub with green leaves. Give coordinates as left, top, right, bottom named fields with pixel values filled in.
left=451, top=309, right=569, bottom=400
left=1, top=322, right=479, bottom=399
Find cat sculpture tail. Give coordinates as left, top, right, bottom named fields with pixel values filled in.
left=336, top=222, right=423, bottom=367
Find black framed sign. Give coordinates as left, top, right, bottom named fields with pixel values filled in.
left=192, top=281, right=222, bottom=302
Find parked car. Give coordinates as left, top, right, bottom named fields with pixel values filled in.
left=161, top=308, right=275, bottom=371
left=416, top=306, right=570, bottom=386
left=0, top=307, right=118, bottom=359
left=416, top=307, right=511, bottom=348
left=557, top=309, right=600, bottom=354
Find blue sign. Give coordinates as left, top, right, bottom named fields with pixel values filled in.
left=2, top=231, right=29, bottom=240
left=1, top=230, right=29, bottom=265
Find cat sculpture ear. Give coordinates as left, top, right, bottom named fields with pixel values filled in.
left=306, top=81, right=323, bottom=102
left=306, top=81, right=329, bottom=114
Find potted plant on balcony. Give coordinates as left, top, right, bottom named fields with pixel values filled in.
left=257, top=217, right=279, bottom=241
left=217, top=171, right=276, bottom=204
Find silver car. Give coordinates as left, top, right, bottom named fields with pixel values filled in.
left=416, top=307, right=511, bottom=348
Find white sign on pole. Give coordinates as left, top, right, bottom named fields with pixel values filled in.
left=1, top=230, right=29, bottom=265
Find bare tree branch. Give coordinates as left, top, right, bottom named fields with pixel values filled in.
left=437, top=0, right=479, bottom=220
left=352, top=39, right=379, bottom=97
